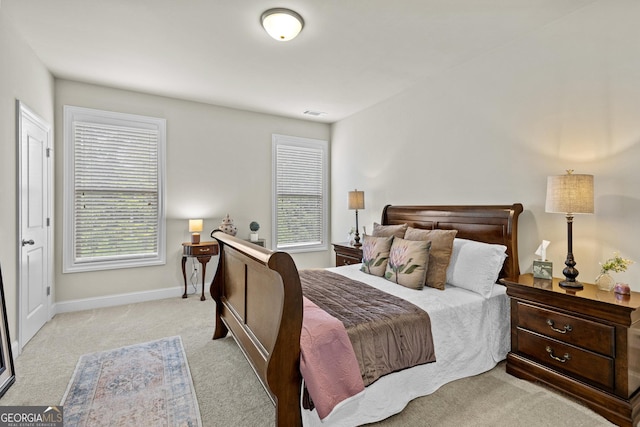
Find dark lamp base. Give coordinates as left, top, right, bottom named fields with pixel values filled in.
left=559, top=280, right=584, bottom=289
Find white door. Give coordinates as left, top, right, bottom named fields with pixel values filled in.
left=18, top=101, right=52, bottom=348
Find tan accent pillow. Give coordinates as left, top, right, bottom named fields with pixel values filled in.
left=384, top=237, right=431, bottom=289
left=360, top=235, right=393, bottom=277
left=372, top=222, right=407, bottom=238
left=404, top=227, right=458, bottom=290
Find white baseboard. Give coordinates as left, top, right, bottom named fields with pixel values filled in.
left=55, top=286, right=185, bottom=314
left=11, top=340, right=19, bottom=359
left=9, top=287, right=187, bottom=357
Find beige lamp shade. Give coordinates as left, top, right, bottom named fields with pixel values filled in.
left=188, top=219, right=203, bottom=233
left=545, top=172, right=594, bottom=215
left=348, top=190, right=365, bottom=210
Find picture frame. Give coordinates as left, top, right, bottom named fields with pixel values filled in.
left=532, top=260, right=553, bottom=280
left=0, top=263, right=16, bottom=398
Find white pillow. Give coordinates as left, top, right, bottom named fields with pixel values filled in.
left=445, top=238, right=507, bottom=298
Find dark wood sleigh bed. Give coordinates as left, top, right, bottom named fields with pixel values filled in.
left=209, top=204, right=523, bottom=426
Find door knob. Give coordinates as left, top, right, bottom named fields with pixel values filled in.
left=22, top=239, right=35, bottom=246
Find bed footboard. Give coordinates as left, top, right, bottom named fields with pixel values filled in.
left=210, top=230, right=303, bottom=427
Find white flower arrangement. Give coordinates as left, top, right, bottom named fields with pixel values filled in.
left=600, top=252, right=634, bottom=274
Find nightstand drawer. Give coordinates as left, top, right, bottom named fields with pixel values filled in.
left=336, top=254, right=360, bottom=266
left=517, top=328, right=614, bottom=390
left=185, top=244, right=218, bottom=256
left=517, top=302, right=614, bottom=356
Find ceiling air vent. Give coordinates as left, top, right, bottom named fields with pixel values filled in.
left=303, top=110, right=326, bottom=117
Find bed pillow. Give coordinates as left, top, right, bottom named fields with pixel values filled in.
left=359, top=235, right=393, bottom=277
left=403, top=227, right=457, bottom=290
left=445, top=238, right=507, bottom=298
left=384, top=237, right=431, bottom=289
left=372, top=222, right=408, bottom=238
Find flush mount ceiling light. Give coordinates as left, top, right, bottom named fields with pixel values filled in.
left=261, top=8, right=304, bottom=41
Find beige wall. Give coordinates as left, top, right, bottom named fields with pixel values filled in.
left=0, top=9, right=55, bottom=339
left=331, top=1, right=640, bottom=290
left=54, top=80, right=331, bottom=303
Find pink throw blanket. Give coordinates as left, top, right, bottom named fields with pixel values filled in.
left=299, top=297, right=365, bottom=419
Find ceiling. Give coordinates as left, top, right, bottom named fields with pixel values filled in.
left=2, top=0, right=596, bottom=123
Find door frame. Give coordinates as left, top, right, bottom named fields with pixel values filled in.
left=16, top=100, right=54, bottom=352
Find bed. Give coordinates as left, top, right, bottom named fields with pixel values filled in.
left=209, top=204, right=523, bottom=426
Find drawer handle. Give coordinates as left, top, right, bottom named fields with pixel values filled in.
left=546, top=346, right=571, bottom=363
left=201, top=248, right=210, bottom=252
left=546, top=319, right=572, bottom=334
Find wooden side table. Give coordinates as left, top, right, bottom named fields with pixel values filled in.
left=182, top=241, right=219, bottom=300
left=332, top=242, right=363, bottom=266
left=245, top=238, right=266, bottom=247
left=501, top=274, right=640, bottom=427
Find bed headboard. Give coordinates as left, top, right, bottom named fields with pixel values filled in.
left=381, top=204, right=523, bottom=280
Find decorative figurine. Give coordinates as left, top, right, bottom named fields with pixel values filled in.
left=219, top=214, right=238, bottom=236
left=249, top=221, right=260, bottom=241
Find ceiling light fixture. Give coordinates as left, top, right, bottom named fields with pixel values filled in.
left=261, top=8, right=304, bottom=41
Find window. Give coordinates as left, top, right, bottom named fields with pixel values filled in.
left=272, top=134, right=328, bottom=252
left=63, top=106, right=166, bottom=272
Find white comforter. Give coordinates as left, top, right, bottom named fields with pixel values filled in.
left=301, top=263, right=510, bottom=427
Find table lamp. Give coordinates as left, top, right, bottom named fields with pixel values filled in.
left=348, top=189, right=365, bottom=247
left=545, top=170, right=594, bottom=289
left=189, top=219, right=203, bottom=244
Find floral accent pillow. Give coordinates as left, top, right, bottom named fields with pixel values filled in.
left=384, top=237, right=431, bottom=289
left=372, top=222, right=408, bottom=238
left=360, top=235, right=393, bottom=277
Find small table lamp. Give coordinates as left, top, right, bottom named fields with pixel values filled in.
left=189, top=219, right=203, bottom=244
left=545, top=170, right=594, bottom=289
left=348, top=189, right=365, bottom=247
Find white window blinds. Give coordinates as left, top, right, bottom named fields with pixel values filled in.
left=63, top=106, right=166, bottom=272
left=272, top=134, right=328, bottom=252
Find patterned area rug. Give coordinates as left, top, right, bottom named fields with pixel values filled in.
left=61, top=336, right=201, bottom=427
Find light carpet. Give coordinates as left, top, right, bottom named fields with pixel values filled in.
left=1, top=297, right=614, bottom=426
left=61, top=336, right=201, bottom=427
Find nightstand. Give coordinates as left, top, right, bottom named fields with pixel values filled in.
left=182, top=241, right=219, bottom=301
left=332, top=242, right=363, bottom=266
left=245, top=238, right=266, bottom=247
left=501, top=274, right=640, bottom=427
